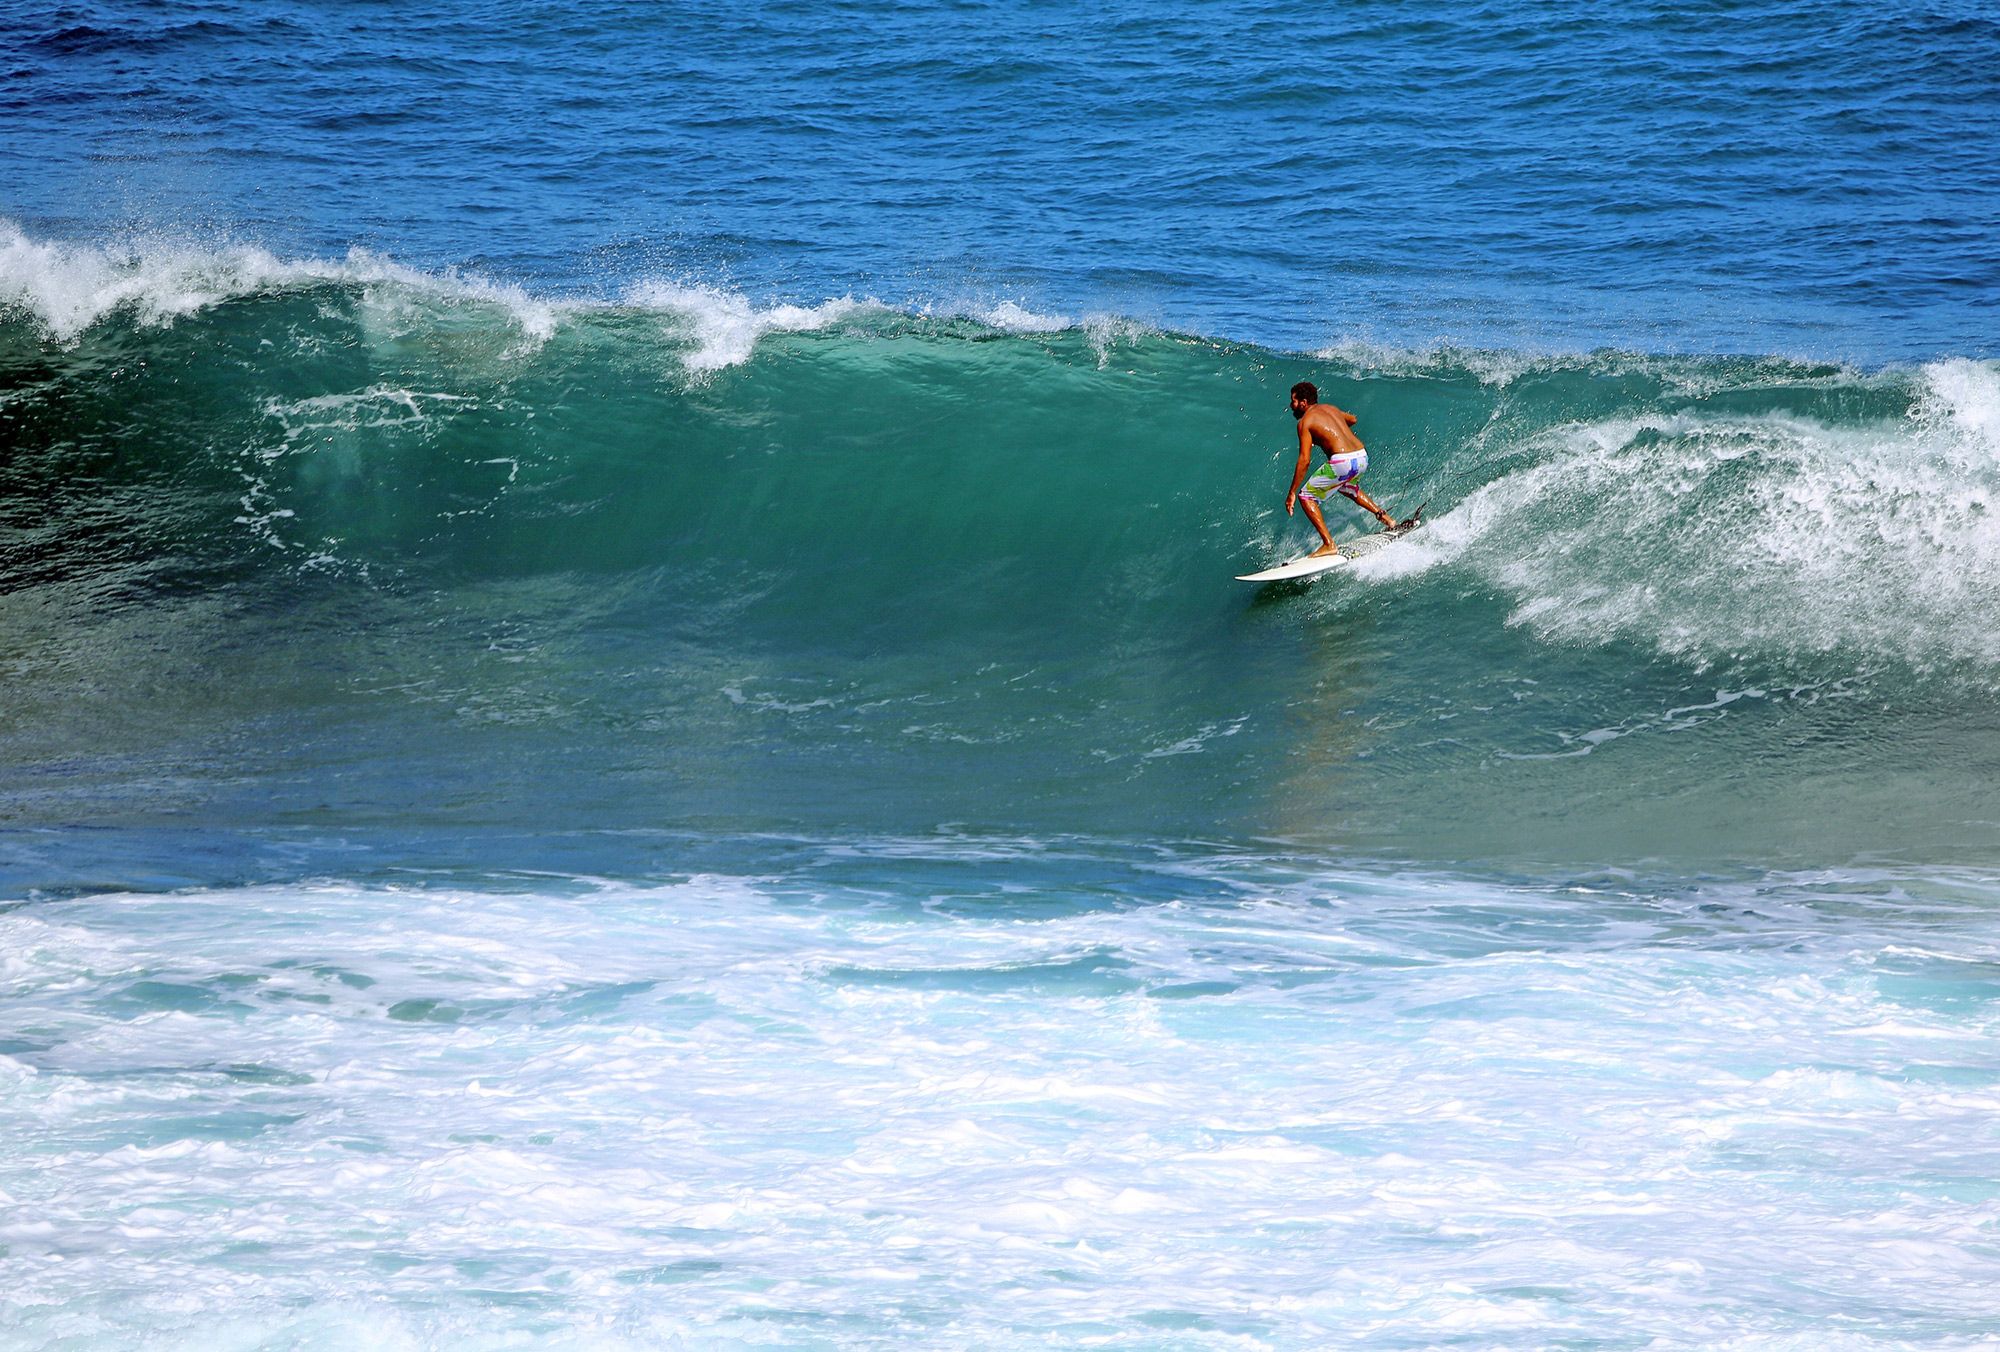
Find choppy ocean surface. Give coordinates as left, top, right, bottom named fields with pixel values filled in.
left=5, top=1, right=2000, bottom=1346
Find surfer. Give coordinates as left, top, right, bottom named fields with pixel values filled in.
left=1285, top=381, right=1400, bottom=558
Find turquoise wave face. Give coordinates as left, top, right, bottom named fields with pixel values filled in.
left=4, top=267, right=1999, bottom=879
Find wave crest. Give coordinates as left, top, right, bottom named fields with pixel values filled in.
left=1372, top=358, right=2000, bottom=674
left=0, top=221, right=564, bottom=345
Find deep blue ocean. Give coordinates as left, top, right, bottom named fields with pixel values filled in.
left=6, top=2, right=2000, bottom=1346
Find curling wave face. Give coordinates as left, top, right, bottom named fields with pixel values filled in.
left=3, top=231, right=1999, bottom=874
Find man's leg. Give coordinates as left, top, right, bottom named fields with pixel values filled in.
left=1340, top=482, right=1397, bottom=529
left=1299, top=494, right=1339, bottom=557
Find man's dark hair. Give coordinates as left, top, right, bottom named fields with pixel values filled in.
left=1291, top=381, right=1318, bottom=403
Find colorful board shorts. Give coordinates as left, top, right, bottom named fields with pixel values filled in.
left=1300, top=449, right=1368, bottom=504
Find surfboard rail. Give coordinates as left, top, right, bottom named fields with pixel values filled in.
left=1236, top=503, right=1426, bottom=584
left=1235, top=553, right=1349, bottom=582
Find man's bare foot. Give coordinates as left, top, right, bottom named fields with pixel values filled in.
left=1309, top=542, right=1340, bottom=559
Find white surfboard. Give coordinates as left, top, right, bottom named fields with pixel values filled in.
left=1236, top=506, right=1426, bottom=583
left=1236, top=552, right=1350, bottom=582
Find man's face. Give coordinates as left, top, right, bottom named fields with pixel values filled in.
left=1290, top=394, right=1309, bottom=419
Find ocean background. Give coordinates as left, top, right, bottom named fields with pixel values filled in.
left=5, top=1, right=2000, bottom=1346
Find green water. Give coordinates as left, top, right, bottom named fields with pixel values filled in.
left=4, top=283, right=1998, bottom=885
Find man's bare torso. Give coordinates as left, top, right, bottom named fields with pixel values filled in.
left=1299, top=403, right=1364, bottom=456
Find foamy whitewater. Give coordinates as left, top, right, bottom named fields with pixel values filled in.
left=9, top=861, right=2000, bottom=1348
left=7, top=1, right=2000, bottom=1346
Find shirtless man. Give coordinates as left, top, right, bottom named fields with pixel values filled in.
left=1284, top=381, right=1399, bottom=558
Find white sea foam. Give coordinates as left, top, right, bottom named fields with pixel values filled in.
left=623, top=279, right=875, bottom=375
left=4, top=862, right=2000, bottom=1347
left=0, top=219, right=560, bottom=345
left=0, top=222, right=919, bottom=380
left=617, top=287, right=1147, bottom=376
left=1354, top=359, right=2000, bottom=675
left=976, top=299, right=1072, bottom=332
left=0, top=222, right=1180, bottom=381
left=0, top=220, right=305, bottom=340
left=1315, top=336, right=1545, bottom=387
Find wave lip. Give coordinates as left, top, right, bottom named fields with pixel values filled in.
left=0, top=221, right=561, bottom=344
left=622, top=278, right=881, bottom=374
left=0, top=222, right=1111, bottom=375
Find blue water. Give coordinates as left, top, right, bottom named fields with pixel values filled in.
left=12, top=0, right=2000, bottom=359
left=5, top=2, right=2000, bottom=1346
